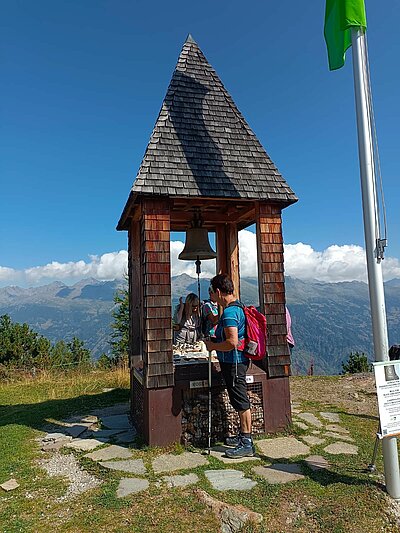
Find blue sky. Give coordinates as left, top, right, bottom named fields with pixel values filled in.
left=1, top=1, right=399, bottom=285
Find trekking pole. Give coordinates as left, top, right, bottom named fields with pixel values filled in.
left=367, top=422, right=381, bottom=473
left=207, top=347, right=212, bottom=455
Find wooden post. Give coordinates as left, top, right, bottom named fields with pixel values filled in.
left=216, top=225, right=228, bottom=275
left=129, top=214, right=142, bottom=369
left=255, top=201, right=291, bottom=430
left=141, top=199, right=174, bottom=389
left=215, top=223, right=240, bottom=298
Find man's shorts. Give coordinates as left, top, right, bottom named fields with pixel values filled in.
left=219, top=361, right=250, bottom=412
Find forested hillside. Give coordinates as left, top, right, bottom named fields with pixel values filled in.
left=1, top=275, right=399, bottom=374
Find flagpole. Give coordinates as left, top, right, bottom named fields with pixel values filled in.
left=351, top=27, right=400, bottom=499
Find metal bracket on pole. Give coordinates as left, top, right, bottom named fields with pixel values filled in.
left=376, top=239, right=387, bottom=261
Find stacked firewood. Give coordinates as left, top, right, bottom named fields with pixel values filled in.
left=181, top=386, right=265, bottom=447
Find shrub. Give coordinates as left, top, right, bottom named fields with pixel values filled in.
left=341, top=351, right=372, bottom=374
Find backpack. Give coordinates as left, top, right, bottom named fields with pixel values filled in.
left=228, top=301, right=267, bottom=361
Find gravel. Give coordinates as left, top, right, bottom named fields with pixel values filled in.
left=38, top=453, right=101, bottom=501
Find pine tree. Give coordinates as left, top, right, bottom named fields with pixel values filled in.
left=67, top=337, right=91, bottom=367
left=51, top=340, right=70, bottom=367
left=341, top=351, right=372, bottom=374
left=110, top=287, right=129, bottom=365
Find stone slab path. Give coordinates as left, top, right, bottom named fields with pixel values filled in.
left=320, top=412, right=341, bottom=423
left=65, top=438, right=104, bottom=451
left=152, top=451, right=207, bottom=473
left=296, top=413, right=323, bottom=428
left=101, top=414, right=131, bottom=430
left=257, top=437, right=310, bottom=459
left=301, top=435, right=326, bottom=446
left=99, top=459, right=146, bottom=474
left=88, top=429, right=125, bottom=439
left=205, top=469, right=257, bottom=491
left=162, top=473, right=199, bottom=488
left=116, top=478, right=149, bottom=498
left=37, top=402, right=361, bottom=503
left=304, top=455, right=330, bottom=471
left=253, top=464, right=305, bottom=484
left=114, top=430, right=137, bottom=444
left=84, top=445, right=133, bottom=461
left=324, top=431, right=354, bottom=442
left=325, top=424, right=349, bottom=434
left=324, top=442, right=358, bottom=455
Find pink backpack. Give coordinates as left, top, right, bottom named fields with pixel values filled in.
left=229, top=302, right=267, bottom=361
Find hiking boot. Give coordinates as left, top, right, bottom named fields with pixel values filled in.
left=225, top=434, right=241, bottom=447
left=224, top=436, right=256, bottom=459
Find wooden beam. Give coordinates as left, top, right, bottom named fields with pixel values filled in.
left=226, top=223, right=240, bottom=299
left=129, top=218, right=142, bottom=368
left=216, top=225, right=228, bottom=275
left=215, top=223, right=240, bottom=298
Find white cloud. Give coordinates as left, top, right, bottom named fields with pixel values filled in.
left=1, top=231, right=400, bottom=287
left=283, top=242, right=367, bottom=282
left=283, top=242, right=400, bottom=282
left=0, top=266, right=18, bottom=284
left=169, top=240, right=216, bottom=278
left=238, top=230, right=400, bottom=283
left=0, top=251, right=128, bottom=287
left=238, top=230, right=258, bottom=277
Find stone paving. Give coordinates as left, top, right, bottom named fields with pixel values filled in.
left=116, top=478, right=149, bottom=498
left=99, top=459, right=146, bottom=474
left=152, top=451, right=208, bottom=473
left=253, top=463, right=305, bottom=484
left=163, top=473, right=199, bottom=488
left=36, top=403, right=360, bottom=502
left=324, top=431, right=355, bottom=442
left=65, top=438, right=105, bottom=451
left=320, top=412, right=340, bottom=423
left=257, top=437, right=310, bottom=459
left=301, top=435, right=326, bottom=446
left=323, top=442, right=358, bottom=455
left=296, top=412, right=323, bottom=428
left=304, top=455, right=330, bottom=471
left=205, top=469, right=257, bottom=491
left=84, top=444, right=133, bottom=461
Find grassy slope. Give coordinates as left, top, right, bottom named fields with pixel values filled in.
left=0, top=371, right=398, bottom=533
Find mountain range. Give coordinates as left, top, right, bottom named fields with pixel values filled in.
left=0, top=275, right=399, bottom=375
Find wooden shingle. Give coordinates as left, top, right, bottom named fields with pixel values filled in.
left=118, top=35, right=297, bottom=229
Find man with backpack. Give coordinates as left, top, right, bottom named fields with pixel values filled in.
left=204, top=274, right=256, bottom=458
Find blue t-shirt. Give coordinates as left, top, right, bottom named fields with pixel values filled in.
left=215, top=301, right=246, bottom=364
left=202, top=299, right=218, bottom=337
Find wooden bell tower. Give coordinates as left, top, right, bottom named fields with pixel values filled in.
left=117, top=35, right=298, bottom=446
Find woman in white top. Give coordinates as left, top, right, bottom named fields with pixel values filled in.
left=173, top=293, right=201, bottom=344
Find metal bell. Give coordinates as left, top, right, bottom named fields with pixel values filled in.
left=178, top=227, right=217, bottom=261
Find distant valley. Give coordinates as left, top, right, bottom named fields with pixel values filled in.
left=0, top=275, right=399, bottom=375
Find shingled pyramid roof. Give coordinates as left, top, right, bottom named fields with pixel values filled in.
left=122, top=35, right=297, bottom=213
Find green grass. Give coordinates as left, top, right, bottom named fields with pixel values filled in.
left=0, top=371, right=398, bottom=532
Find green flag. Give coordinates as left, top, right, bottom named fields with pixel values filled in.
left=324, top=0, right=367, bottom=70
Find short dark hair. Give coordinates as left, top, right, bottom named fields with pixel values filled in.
left=210, top=274, right=234, bottom=295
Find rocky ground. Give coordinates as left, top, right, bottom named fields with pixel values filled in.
left=290, top=372, right=378, bottom=416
